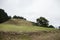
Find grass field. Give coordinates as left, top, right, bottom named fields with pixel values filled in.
left=0, top=24, right=56, bottom=32
left=0, top=19, right=60, bottom=40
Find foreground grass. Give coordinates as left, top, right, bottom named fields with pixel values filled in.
left=0, top=24, right=56, bottom=32
left=0, top=30, right=60, bottom=40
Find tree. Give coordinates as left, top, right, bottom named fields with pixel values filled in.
left=13, top=15, right=26, bottom=20
left=13, top=15, right=17, bottom=18
left=0, top=9, right=10, bottom=23
left=36, top=17, right=49, bottom=27
left=48, top=25, right=54, bottom=28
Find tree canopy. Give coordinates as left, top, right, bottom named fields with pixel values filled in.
left=0, top=9, right=11, bottom=23
left=36, top=17, right=49, bottom=27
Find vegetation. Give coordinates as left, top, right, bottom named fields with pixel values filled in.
left=0, top=24, right=56, bottom=32
left=0, top=30, right=60, bottom=40
left=0, top=9, right=11, bottom=23
left=36, top=17, right=49, bottom=27
left=0, top=21, right=60, bottom=40
left=48, top=25, right=54, bottom=28
left=13, top=15, right=26, bottom=20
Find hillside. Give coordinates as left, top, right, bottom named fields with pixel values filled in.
left=3, top=19, right=33, bottom=26
left=0, top=23, right=56, bottom=32
left=0, top=19, right=60, bottom=40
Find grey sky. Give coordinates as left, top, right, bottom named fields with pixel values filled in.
left=0, top=0, right=60, bottom=28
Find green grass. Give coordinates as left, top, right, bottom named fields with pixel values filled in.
left=0, top=24, right=56, bottom=32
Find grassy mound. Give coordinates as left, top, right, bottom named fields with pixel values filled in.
left=3, top=19, right=33, bottom=26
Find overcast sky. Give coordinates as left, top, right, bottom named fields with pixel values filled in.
left=0, top=0, right=60, bottom=28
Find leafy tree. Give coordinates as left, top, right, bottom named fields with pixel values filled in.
left=48, top=25, right=54, bottom=28
left=36, top=17, right=49, bottom=27
left=0, top=9, right=10, bottom=23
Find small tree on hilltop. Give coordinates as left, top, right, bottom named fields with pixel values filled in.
left=13, top=15, right=17, bottom=19
left=13, top=15, right=26, bottom=20
left=36, top=17, right=49, bottom=27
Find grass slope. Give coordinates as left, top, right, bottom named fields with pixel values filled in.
left=0, top=24, right=56, bottom=32
left=0, top=19, right=60, bottom=40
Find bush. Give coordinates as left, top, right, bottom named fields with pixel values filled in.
left=48, top=25, right=54, bottom=28
left=13, top=15, right=26, bottom=20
